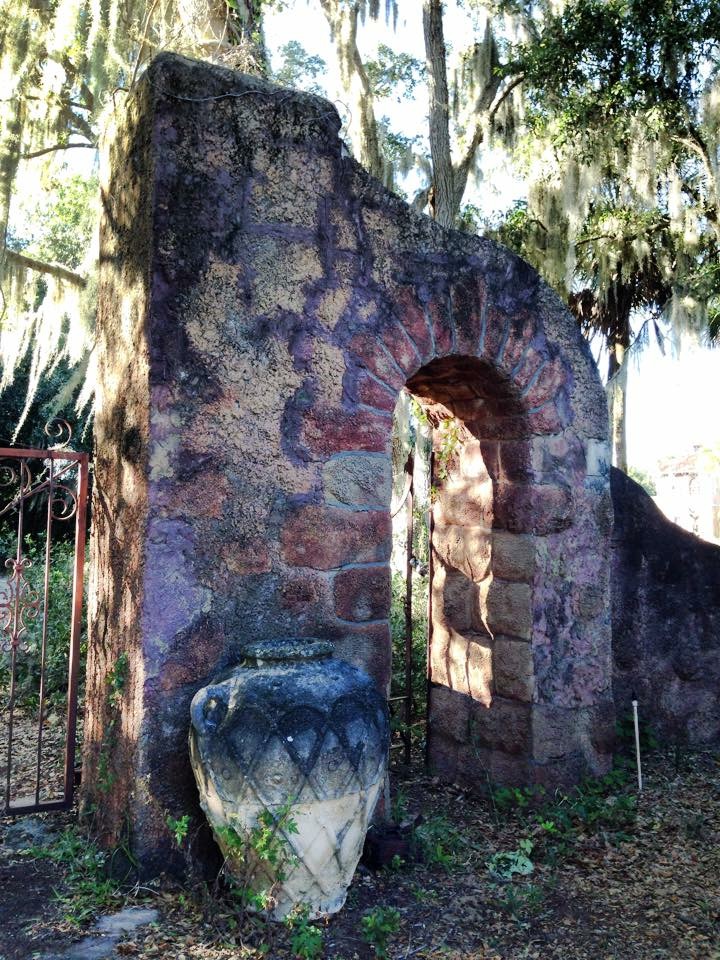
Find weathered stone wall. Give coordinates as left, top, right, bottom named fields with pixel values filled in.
left=87, top=53, right=614, bottom=871
left=611, top=468, right=720, bottom=745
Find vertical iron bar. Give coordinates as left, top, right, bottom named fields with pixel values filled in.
left=6, top=461, right=26, bottom=809
left=35, top=458, right=54, bottom=806
left=5, top=646, right=17, bottom=811
left=63, top=454, right=88, bottom=804
left=403, top=454, right=414, bottom=767
left=425, top=449, right=435, bottom=773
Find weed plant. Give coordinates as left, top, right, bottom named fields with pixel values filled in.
left=96, top=652, right=129, bottom=794
left=487, top=837, right=534, bottom=880
left=490, top=724, right=648, bottom=867
left=283, top=904, right=324, bottom=959
left=215, top=801, right=300, bottom=914
left=361, top=905, right=401, bottom=959
left=413, top=813, right=468, bottom=870
left=28, top=826, right=122, bottom=925
left=166, top=814, right=191, bottom=847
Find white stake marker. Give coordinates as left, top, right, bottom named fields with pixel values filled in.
left=632, top=698, right=643, bottom=792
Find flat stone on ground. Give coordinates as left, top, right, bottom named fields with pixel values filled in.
left=40, top=907, right=159, bottom=960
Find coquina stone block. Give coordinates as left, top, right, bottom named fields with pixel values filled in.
left=323, top=454, right=392, bottom=508
left=482, top=580, right=533, bottom=640
left=494, top=638, right=535, bottom=702
left=491, top=532, right=536, bottom=583
left=333, top=566, right=390, bottom=622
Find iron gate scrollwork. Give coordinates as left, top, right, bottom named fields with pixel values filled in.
left=0, top=420, right=89, bottom=813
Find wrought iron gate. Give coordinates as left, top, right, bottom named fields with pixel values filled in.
left=0, top=421, right=89, bottom=814
left=388, top=448, right=434, bottom=768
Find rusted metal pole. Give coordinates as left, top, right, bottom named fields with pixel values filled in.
left=403, top=454, right=414, bottom=766
left=63, top=453, right=88, bottom=803
left=425, top=449, right=435, bottom=772
left=5, top=461, right=26, bottom=810
left=35, top=457, right=55, bottom=806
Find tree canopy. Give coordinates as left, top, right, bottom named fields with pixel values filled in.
left=494, top=0, right=720, bottom=465
left=1, top=0, right=718, bottom=463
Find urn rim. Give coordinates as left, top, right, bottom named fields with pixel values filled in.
left=242, top=638, right=334, bottom=663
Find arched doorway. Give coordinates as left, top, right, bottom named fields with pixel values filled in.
left=384, top=349, right=614, bottom=788
left=391, top=356, right=540, bottom=786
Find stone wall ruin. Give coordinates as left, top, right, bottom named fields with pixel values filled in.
left=85, top=54, right=616, bottom=872
left=611, top=468, right=720, bottom=745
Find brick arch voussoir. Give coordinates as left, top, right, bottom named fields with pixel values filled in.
left=448, top=273, right=487, bottom=356
left=388, top=271, right=575, bottom=438
left=343, top=287, right=443, bottom=409
left=475, top=299, right=575, bottom=439
left=344, top=267, right=576, bottom=446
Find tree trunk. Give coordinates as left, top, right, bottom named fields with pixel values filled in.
left=177, top=0, right=269, bottom=74
left=607, top=338, right=628, bottom=473
left=320, top=0, right=383, bottom=181
left=423, top=0, right=454, bottom=229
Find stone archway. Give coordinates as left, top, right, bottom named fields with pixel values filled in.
left=86, top=53, right=614, bottom=872
left=403, top=355, right=608, bottom=789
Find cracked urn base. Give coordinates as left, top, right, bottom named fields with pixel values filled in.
left=189, top=640, right=390, bottom=919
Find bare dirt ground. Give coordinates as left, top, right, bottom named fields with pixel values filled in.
left=0, top=706, right=73, bottom=808
left=1, top=745, right=719, bottom=960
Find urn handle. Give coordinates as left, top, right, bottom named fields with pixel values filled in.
left=191, top=686, right=228, bottom=735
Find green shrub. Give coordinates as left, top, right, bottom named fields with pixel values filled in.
left=490, top=762, right=638, bottom=867
left=389, top=570, right=428, bottom=744
left=413, top=814, right=467, bottom=870
left=29, top=826, right=120, bottom=925
left=494, top=881, right=546, bottom=919
left=615, top=713, right=658, bottom=753
left=490, top=783, right=543, bottom=813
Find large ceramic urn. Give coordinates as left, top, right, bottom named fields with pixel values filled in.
left=189, top=639, right=389, bottom=919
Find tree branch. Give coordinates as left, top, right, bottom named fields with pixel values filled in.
left=575, top=215, right=671, bottom=247
left=672, top=132, right=719, bottom=234
left=674, top=131, right=714, bottom=178
left=3, top=249, right=87, bottom=288
left=450, top=69, right=524, bottom=214
left=130, top=0, right=161, bottom=89
left=78, top=80, right=95, bottom=113
left=681, top=179, right=718, bottom=223
left=451, top=73, right=505, bottom=209
left=423, top=0, right=455, bottom=228
left=22, top=142, right=95, bottom=160
left=63, top=106, right=95, bottom=144
left=488, top=73, right=525, bottom=125
left=526, top=217, right=549, bottom=233
left=320, top=0, right=383, bottom=180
